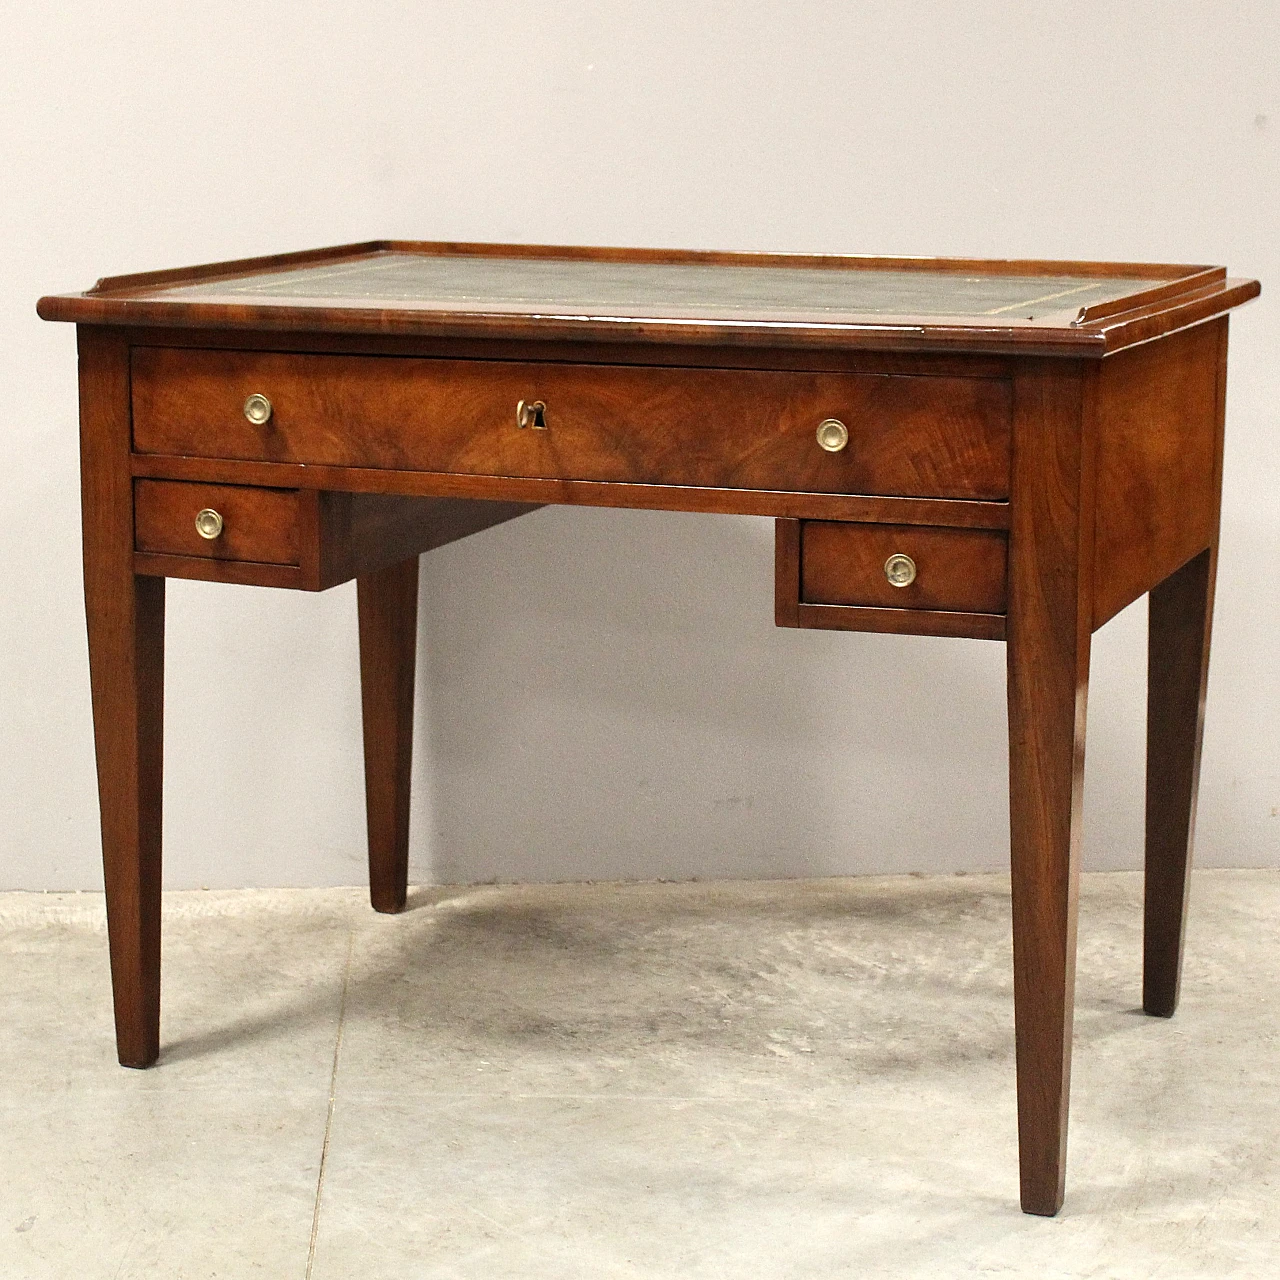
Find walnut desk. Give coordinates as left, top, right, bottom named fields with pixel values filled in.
left=38, top=244, right=1259, bottom=1215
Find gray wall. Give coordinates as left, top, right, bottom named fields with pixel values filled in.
left=3, top=2, right=1277, bottom=890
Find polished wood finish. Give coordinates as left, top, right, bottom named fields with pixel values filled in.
left=131, top=347, right=1013, bottom=500
left=108, top=321, right=1022, bottom=374
left=134, top=490, right=540, bottom=591
left=1143, top=319, right=1228, bottom=1018
left=1092, top=320, right=1224, bottom=628
left=1006, top=360, right=1095, bottom=1216
left=134, top=479, right=300, bottom=565
left=310, top=493, right=541, bottom=589
left=41, top=243, right=1258, bottom=1216
left=78, top=326, right=165, bottom=1069
left=774, top=517, right=802, bottom=629
left=1144, top=550, right=1217, bottom=1018
left=130, top=450, right=1010, bottom=529
left=132, top=550, right=308, bottom=591
left=775, top=518, right=1006, bottom=640
left=38, top=241, right=1258, bottom=356
left=800, top=521, right=1006, bottom=614
left=794, top=603, right=1005, bottom=641
left=110, top=320, right=1018, bottom=378
left=79, top=241, right=386, bottom=295
left=358, top=558, right=419, bottom=914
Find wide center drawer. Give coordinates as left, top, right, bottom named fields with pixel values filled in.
left=131, top=348, right=1012, bottom=500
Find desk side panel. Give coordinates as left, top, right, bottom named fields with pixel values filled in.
left=1091, top=319, right=1225, bottom=629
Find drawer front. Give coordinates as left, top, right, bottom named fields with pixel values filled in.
left=134, top=479, right=300, bottom=564
left=800, top=521, right=1007, bottom=614
left=131, top=348, right=1012, bottom=500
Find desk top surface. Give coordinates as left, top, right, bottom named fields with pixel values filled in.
left=38, top=242, right=1259, bottom=357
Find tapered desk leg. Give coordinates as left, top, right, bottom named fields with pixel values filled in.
left=1143, top=548, right=1215, bottom=1017
left=358, top=557, right=420, bottom=913
left=1006, top=362, right=1095, bottom=1216
left=86, top=577, right=165, bottom=1067
left=1007, top=623, right=1088, bottom=1215
left=80, top=327, right=165, bottom=1068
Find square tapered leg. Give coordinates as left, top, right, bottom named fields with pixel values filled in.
left=357, top=556, right=420, bottom=914
left=80, top=326, right=166, bottom=1068
left=1005, top=361, right=1095, bottom=1215
left=1144, top=548, right=1216, bottom=1017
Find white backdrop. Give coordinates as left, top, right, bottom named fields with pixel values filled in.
left=2, top=2, right=1276, bottom=890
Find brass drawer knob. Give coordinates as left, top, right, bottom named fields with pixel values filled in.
left=816, top=418, right=849, bottom=453
left=516, top=398, right=548, bottom=429
left=194, top=508, right=224, bottom=540
left=884, top=553, right=917, bottom=588
left=243, top=393, right=273, bottom=425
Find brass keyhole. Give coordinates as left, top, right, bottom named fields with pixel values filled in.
left=516, top=399, right=548, bottom=429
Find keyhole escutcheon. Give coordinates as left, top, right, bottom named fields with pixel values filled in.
left=516, top=399, right=548, bottom=429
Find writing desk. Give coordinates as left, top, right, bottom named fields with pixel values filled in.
left=38, top=243, right=1259, bottom=1215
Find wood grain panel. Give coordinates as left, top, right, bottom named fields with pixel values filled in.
left=131, top=347, right=1013, bottom=500
left=1092, top=319, right=1223, bottom=628
left=800, top=521, right=1007, bottom=614
left=134, top=479, right=300, bottom=564
left=774, top=518, right=1006, bottom=639
left=1142, top=311, right=1229, bottom=1019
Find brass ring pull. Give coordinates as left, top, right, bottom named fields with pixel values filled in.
left=884, top=553, right=916, bottom=588
left=816, top=418, right=848, bottom=452
left=243, top=393, right=272, bottom=425
left=195, top=508, right=224, bottom=540
left=516, top=399, right=548, bottom=429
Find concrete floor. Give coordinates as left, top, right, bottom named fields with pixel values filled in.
left=0, top=871, right=1277, bottom=1279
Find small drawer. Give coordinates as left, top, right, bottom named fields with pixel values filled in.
left=803, top=521, right=1007, bottom=613
left=776, top=519, right=1008, bottom=640
left=132, top=482, right=542, bottom=592
left=134, top=480, right=299, bottom=565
